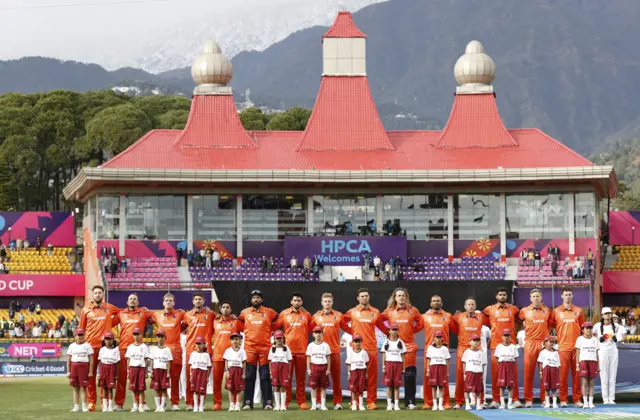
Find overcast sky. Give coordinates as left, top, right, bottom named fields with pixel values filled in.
left=0, top=0, right=293, bottom=65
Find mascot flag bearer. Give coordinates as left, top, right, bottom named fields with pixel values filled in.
left=593, top=307, right=625, bottom=405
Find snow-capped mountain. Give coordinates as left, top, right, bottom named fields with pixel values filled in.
left=121, top=0, right=387, bottom=74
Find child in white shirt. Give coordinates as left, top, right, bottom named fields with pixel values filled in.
left=150, top=330, right=173, bottom=412
left=425, top=331, right=450, bottom=411
left=97, top=332, right=119, bottom=412
left=223, top=333, right=247, bottom=412
left=306, top=327, right=331, bottom=411
left=461, top=335, right=485, bottom=411
left=575, top=322, right=600, bottom=409
left=537, top=336, right=561, bottom=408
left=494, top=329, right=518, bottom=410
left=188, top=336, right=211, bottom=412
left=381, top=323, right=406, bottom=411
left=125, top=327, right=150, bottom=413
left=345, top=335, right=368, bottom=411
left=67, top=328, right=95, bottom=413
left=268, top=330, right=292, bottom=411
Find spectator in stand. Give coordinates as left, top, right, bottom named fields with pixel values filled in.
left=17, top=311, right=25, bottom=323
left=268, top=256, right=275, bottom=272
left=373, top=255, right=382, bottom=269
left=551, top=259, right=558, bottom=277
left=101, top=245, right=108, bottom=259
left=212, top=248, right=221, bottom=267
left=15, top=301, right=22, bottom=312
left=261, top=256, right=268, bottom=273
left=534, top=249, right=541, bottom=268
left=9, top=239, right=15, bottom=252
left=303, top=256, right=312, bottom=274
left=0, top=328, right=4, bottom=338
left=176, top=246, right=183, bottom=267
left=120, top=258, right=127, bottom=274
left=290, top=255, right=298, bottom=270
left=187, top=250, right=194, bottom=268
left=23, top=238, right=30, bottom=250
left=14, top=322, right=24, bottom=338
left=195, top=251, right=203, bottom=267
left=58, top=313, right=66, bottom=327
left=47, top=241, right=54, bottom=256
left=35, top=302, right=41, bottom=315
left=0, top=244, right=6, bottom=261
left=0, top=261, right=5, bottom=274
left=16, top=237, right=23, bottom=252
left=108, top=245, right=116, bottom=257
left=205, top=249, right=212, bottom=269
left=35, top=236, right=42, bottom=253
left=110, top=257, right=118, bottom=279
left=32, top=322, right=42, bottom=338
left=8, top=308, right=15, bottom=320
left=520, top=249, right=527, bottom=263
left=29, top=302, right=35, bottom=314
left=528, top=249, right=535, bottom=266
left=337, top=273, right=346, bottom=282
left=626, top=312, right=637, bottom=335
left=312, top=258, right=321, bottom=279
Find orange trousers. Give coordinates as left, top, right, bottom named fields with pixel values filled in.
left=314, top=354, right=342, bottom=405
left=490, top=352, right=520, bottom=402
left=454, top=347, right=484, bottom=406
left=87, top=350, right=100, bottom=405
left=424, top=367, right=451, bottom=407
left=559, top=350, right=581, bottom=404
left=286, top=353, right=308, bottom=407
left=212, top=360, right=225, bottom=407
left=366, top=349, right=378, bottom=405
left=523, top=341, right=545, bottom=404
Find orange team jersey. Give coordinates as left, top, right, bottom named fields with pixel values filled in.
left=518, top=305, right=552, bottom=342
left=310, top=309, right=352, bottom=354
left=343, top=305, right=387, bottom=351
left=274, top=307, right=312, bottom=354
left=551, top=304, right=584, bottom=352
left=151, top=309, right=186, bottom=360
left=420, top=309, right=452, bottom=346
left=381, top=305, right=422, bottom=353
left=211, top=316, right=243, bottom=361
left=113, top=307, right=153, bottom=349
left=238, top=306, right=278, bottom=351
left=450, top=311, right=487, bottom=348
left=483, top=303, right=520, bottom=349
left=79, top=302, right=120, bottom=349
left=183, top=308, right=214, bottom=354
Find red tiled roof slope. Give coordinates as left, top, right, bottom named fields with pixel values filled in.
left=172, top=94, right=257, bottom=149
left=436, top=93, right=518, bottom=149
left=296, top=76, right=394, bottom=151
left=323, top=11, right=366, bottom=38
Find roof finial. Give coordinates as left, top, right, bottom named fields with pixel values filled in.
left=191, top=40, right=233, bottom=95
left=454, top=40, right=495, bottom=94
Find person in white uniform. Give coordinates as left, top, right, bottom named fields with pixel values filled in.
left=593, top=307, right=625, bottom=405
left=478, top=320, right=491, bottom=406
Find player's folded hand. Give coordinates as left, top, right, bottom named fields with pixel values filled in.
left=307, top=369, right=312, bottom=375
left=88, top=372, right=94, bottom=378
left=66, top=372, right=71, bottom=378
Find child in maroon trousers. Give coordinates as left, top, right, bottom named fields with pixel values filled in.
left=461, top=334, right=485, bottom=411
left=576, top=322, right=600, bottom=409
left=125, top=327, right=150, bottom=413
left=494, top=329, right=518, bottom=410
left=223, top=333, right=247, bottom=412
left=150, top=329, right=173, bottom=412
left=189, top=337, right=212, bottom=412
left=537, top=336, right=561, bottom=408
left=268, top=330, right=292, bottom=411
left=346, top=335, right=368, bottom=411
left=381, top=323, right=406, bottom=411
left=425, top=331, right=451, bottom=411
left=97, top=332, right=120, bottom=412
left=67, top=328, right=95, bottom=413
left=306, top=326, right=332, bottom=411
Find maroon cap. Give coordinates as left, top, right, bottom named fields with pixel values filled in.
left=312, top=326, right=323, bottom=333
left=273, top=330, right=284, bottom=339
left=155, top=329, right=166, bottom=337
left=103, top=332, right=114, bottom=339
left=389, top=323, right=399, bottom=330
left=352, top=335, right=363, bottom=341
left=469, top=334, right=480, bottom=341
left=230, top=332, right=241, bottom=339
left=502, top=329, right=512, bottom=336
left=582, top=322, right=593, bottom=328
left=132, top=327, right=142, bottom=335
left=75, top=328, right=85, bottom=336
left=434, top=330, right=443, bottom=338
left=545, top=335, right=556, bottom=342
left=195, top=336, right=205, bottom=344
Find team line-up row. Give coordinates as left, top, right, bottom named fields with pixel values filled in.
left=72, top=285, right=624, bottom=413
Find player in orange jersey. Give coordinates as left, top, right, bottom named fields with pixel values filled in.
left=483, top=287, right=523, bottom=409
left=182, top=292, right=214, bottom=411
left=344, top=288, right=388, bottom=410
left=309, top=292, right=352, bottom=410
left=111, top=293, right=153, bottom=410
left=211, top=301, right=242, bottom=411
left=149, top=293, right=185, bottom=411
left=450, top=298, right=487, bottom=409
left=551, top=287, right=584, bottom=407
left=518, top=288, right=553, bottom=407
left=417, top=295, right=453, bottom=410
left=79, top=285, right=120, bottom=411
left=273, top=291, right=312, bottom=410
left=238, top=289, right=278, bottom=410
left=381, top=288, right=422, bottom=409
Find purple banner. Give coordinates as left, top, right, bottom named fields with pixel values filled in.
left=284, top=236, right=407, bottom=266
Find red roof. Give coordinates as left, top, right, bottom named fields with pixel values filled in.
left=297, top=76, right=394, bottom=151
left=172, top=94, right=256, bottom=149
left=323, top=11, right=366, bottom=38
left=437, top=93, right=518, bottom=149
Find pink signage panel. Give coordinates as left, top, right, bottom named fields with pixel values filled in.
left=0, top=274, right=85, bottom=296
left=7, top=343, right=63, bottom=358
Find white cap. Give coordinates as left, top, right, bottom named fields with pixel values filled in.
left=601, top=307, right=612, bottom=315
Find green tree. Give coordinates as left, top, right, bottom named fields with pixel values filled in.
left=266, top=107, right=311, bottom=131
left=132, top=96, right=191, bottom=126
left=239, top=108, right=271, bottom=130
left=157, top=109, right=189, bottom=129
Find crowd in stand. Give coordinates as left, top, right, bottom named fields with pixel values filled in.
left=519, top=245, right=595, bottom=279
left=183, top=246, right=221, bottom=269
left=101, top=245, right=129, bottom=278
left=1, top=301, right=79, bottom=339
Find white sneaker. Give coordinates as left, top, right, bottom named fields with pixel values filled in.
left=454, top=404, right=462, bottom=410
left=387, top=405, right=393, bottom=411
left=334, top=404, right=342, bottom=410
left=320, top=406, right=328, bottom=411
left=552, top=403, right=559, bottom=409
left=138, top=406, right=145, bottom=413
left=499, top=404, right=505, bottom=410
left=171, top=405, right=181, bottom=411
left=438, top=404, right=444, bottom=411
left=465, top=404, right=472, bottom=411
left=477, top=405, right=484, bottom=410
left=241, top=405, right=251, bottom=411
left=113, top=405, right=124, bottom=412
left=407, top=404, right=416, bottom=410
left=352, top=405, right=357, bottom=411
left=70, top=407, right=80, bottom=413
left=229, top=406, right=235, bottom=412
left=560, top=402, right=568, bottom=408
left=186, top=405, right=194, bottom=411
left=393, top=405, right=401, bottom=411
left=543, top=402, right=551, bottom=409
left=142, top=404, right=150, bottom=411
left=310, top=406, right=317, bottom=411
left=507, top=403, right=513, bottom=410
left=432, top=405, right=438, bottom=411
left=131, top=405, right=139, bottom=413
left=82, top=407, right=89, bottom=413
left=610, top=401, right=616, bottom=405
left=589, top=403, right=596, bottom=409
left=359, top=405, right=366, bottom=411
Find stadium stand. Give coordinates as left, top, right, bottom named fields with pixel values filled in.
left=189, top=257, right=312, bottom=282
left=5, top=247, right=73, bottom=274
left=516, top=257, right=591, bottom=287
left=400, top=256, right=506, bottom=281
left=611, top=245, right=640, bottom=270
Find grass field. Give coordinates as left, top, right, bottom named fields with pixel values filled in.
left=1, top=377, right=477, bottom=420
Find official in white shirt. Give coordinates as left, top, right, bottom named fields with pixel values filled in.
left=593, top=307, right=625, bottom=405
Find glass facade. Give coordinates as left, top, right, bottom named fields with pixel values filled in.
left=89, top=196, right=97, bottom=237
left=383, top=195, right=447, bottom=239
left=575, top=192, right=595, bottom=238
left=506, top=193, right=570, bottom=239
left=312, top=195, right=376, bottom=235
left=97, top=196, right=120, bottom=239
left=243, top=195, right=306, bottom=240
left=125, top=195, right=186, bottom=240
left=454, top=194, right=500, bottom=239
left=193, top=195, right=236, bottom=240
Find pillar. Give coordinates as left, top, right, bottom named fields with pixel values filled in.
left=236, top=194, right=243, bottom=263
left=376, top=194, right=383, bottom=234
left=187, top=195, right=194, bottom=252
left=307, top=195, right=314, bottom=235
left=118, top=194, right=126, bottom=257
left=500, top=193, right=506, bottom=262
left=568, top=193, right=575, bottom=261
left=447, top=194, right=454, bottom=262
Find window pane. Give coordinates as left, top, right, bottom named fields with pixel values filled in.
left=125, top=196, right=158, bottom=239
left=575, top=193, right=595, bottom=238
left=413, top=194, right=447, bottom=240
left=311, top=195, right=376, bottom=235
left=243, top=195, right=307, bottom=240
left=506, top=193, right=569, bottom=239
left=193, top=195, right=236, bottom=240
left=454, top=194, right=499, bottom=239
left=157, top=196, right=186, bottom=240
left=97, top=196, right=120, bottom=239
